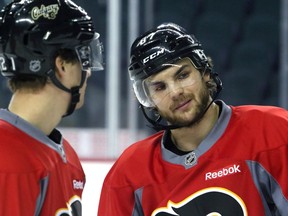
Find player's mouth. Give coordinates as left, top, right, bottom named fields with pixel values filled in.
left=173, top=99, right=192, bottom=111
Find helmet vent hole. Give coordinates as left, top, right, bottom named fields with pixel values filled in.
left=23, top=34, right=28, bottom=46
left=142, top=40, right=159, bottom=52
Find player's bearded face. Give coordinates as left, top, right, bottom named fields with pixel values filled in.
left=146, top=58, right=211, bottom=127
left=157, top=80, right=210, bottom=127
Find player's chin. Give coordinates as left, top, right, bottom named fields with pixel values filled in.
left=172, top=113, right=197, bottom=126
left=167, top=115, right=191, bottom=126
left=76, top=99, right=85, bottom=110
left=76, top=91, right=87, bottom=109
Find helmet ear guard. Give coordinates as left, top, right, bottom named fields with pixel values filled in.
left=211, top=72, right=223, bottom=93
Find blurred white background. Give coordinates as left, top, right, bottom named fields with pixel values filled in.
left=82, top=161, right=114, bottom=215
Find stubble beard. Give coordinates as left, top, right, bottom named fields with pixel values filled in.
left=159, top=85, right=211, bottom=128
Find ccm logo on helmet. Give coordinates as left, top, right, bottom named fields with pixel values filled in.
left=205, top=164, right=241, bottom=180
left=143, top=48, right=165, bottom=64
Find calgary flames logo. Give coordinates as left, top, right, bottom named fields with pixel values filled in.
left=55, top=196, right=82, bottom=216
left=31, top=4, right=59, bottom=20
left=152, top=187, right=248, bottom=216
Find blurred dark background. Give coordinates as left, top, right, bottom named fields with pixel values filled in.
left=0, top=0, right=284, bottom=130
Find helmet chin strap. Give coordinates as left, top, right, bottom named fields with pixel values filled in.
left=140, top=72, right=223, bottom=131
left=140, top=104, right=181, bottom=131
left=47, top=69, right=87, bottom=117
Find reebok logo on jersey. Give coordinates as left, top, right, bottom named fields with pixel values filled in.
left=73, top=180, right=84, bottom=190
left=205, top=164, right=241, bottom=180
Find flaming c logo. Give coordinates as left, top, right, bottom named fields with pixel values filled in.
left=152, top=187, right=248, bottom=216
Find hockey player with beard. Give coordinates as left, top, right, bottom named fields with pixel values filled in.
left=98, top=22, right=288, bottom=215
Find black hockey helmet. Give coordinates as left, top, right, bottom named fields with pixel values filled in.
left=0, top=0, right=104, bottom=116
left=128, top=22, right=219, bottom=108
left=0, top=0, right=104, bottom=78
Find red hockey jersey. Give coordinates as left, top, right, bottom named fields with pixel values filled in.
left=0, top=110, right=85, bottom=215
left=98, top=101, right=288, bottom=216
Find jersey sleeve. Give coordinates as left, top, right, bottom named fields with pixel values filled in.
left=98, top=154, right=140, bottom=216
left=0, top=126, right=47, bottom=215
left=0, top=120, right=85, bottom=216
left=98, top=133, right=163, bottom=216
left=258, top=108, right=288, bottom=213
left=0, top=169, right=46, bottom=215
left=98, top=180, right=137, bottom=216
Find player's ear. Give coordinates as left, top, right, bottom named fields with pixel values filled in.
left=203, top=71, right=211, bottom=82
left=55, top=56, right=66, bottom=78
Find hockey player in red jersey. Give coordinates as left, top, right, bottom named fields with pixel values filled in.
left=0, top=0, right=103, bottom=215
left=98, top=22, right=288, bottom=215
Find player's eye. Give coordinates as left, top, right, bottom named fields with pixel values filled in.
left=152, top=83, right=166, bottom=92
left=177, top=71, right=190, bottom=80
